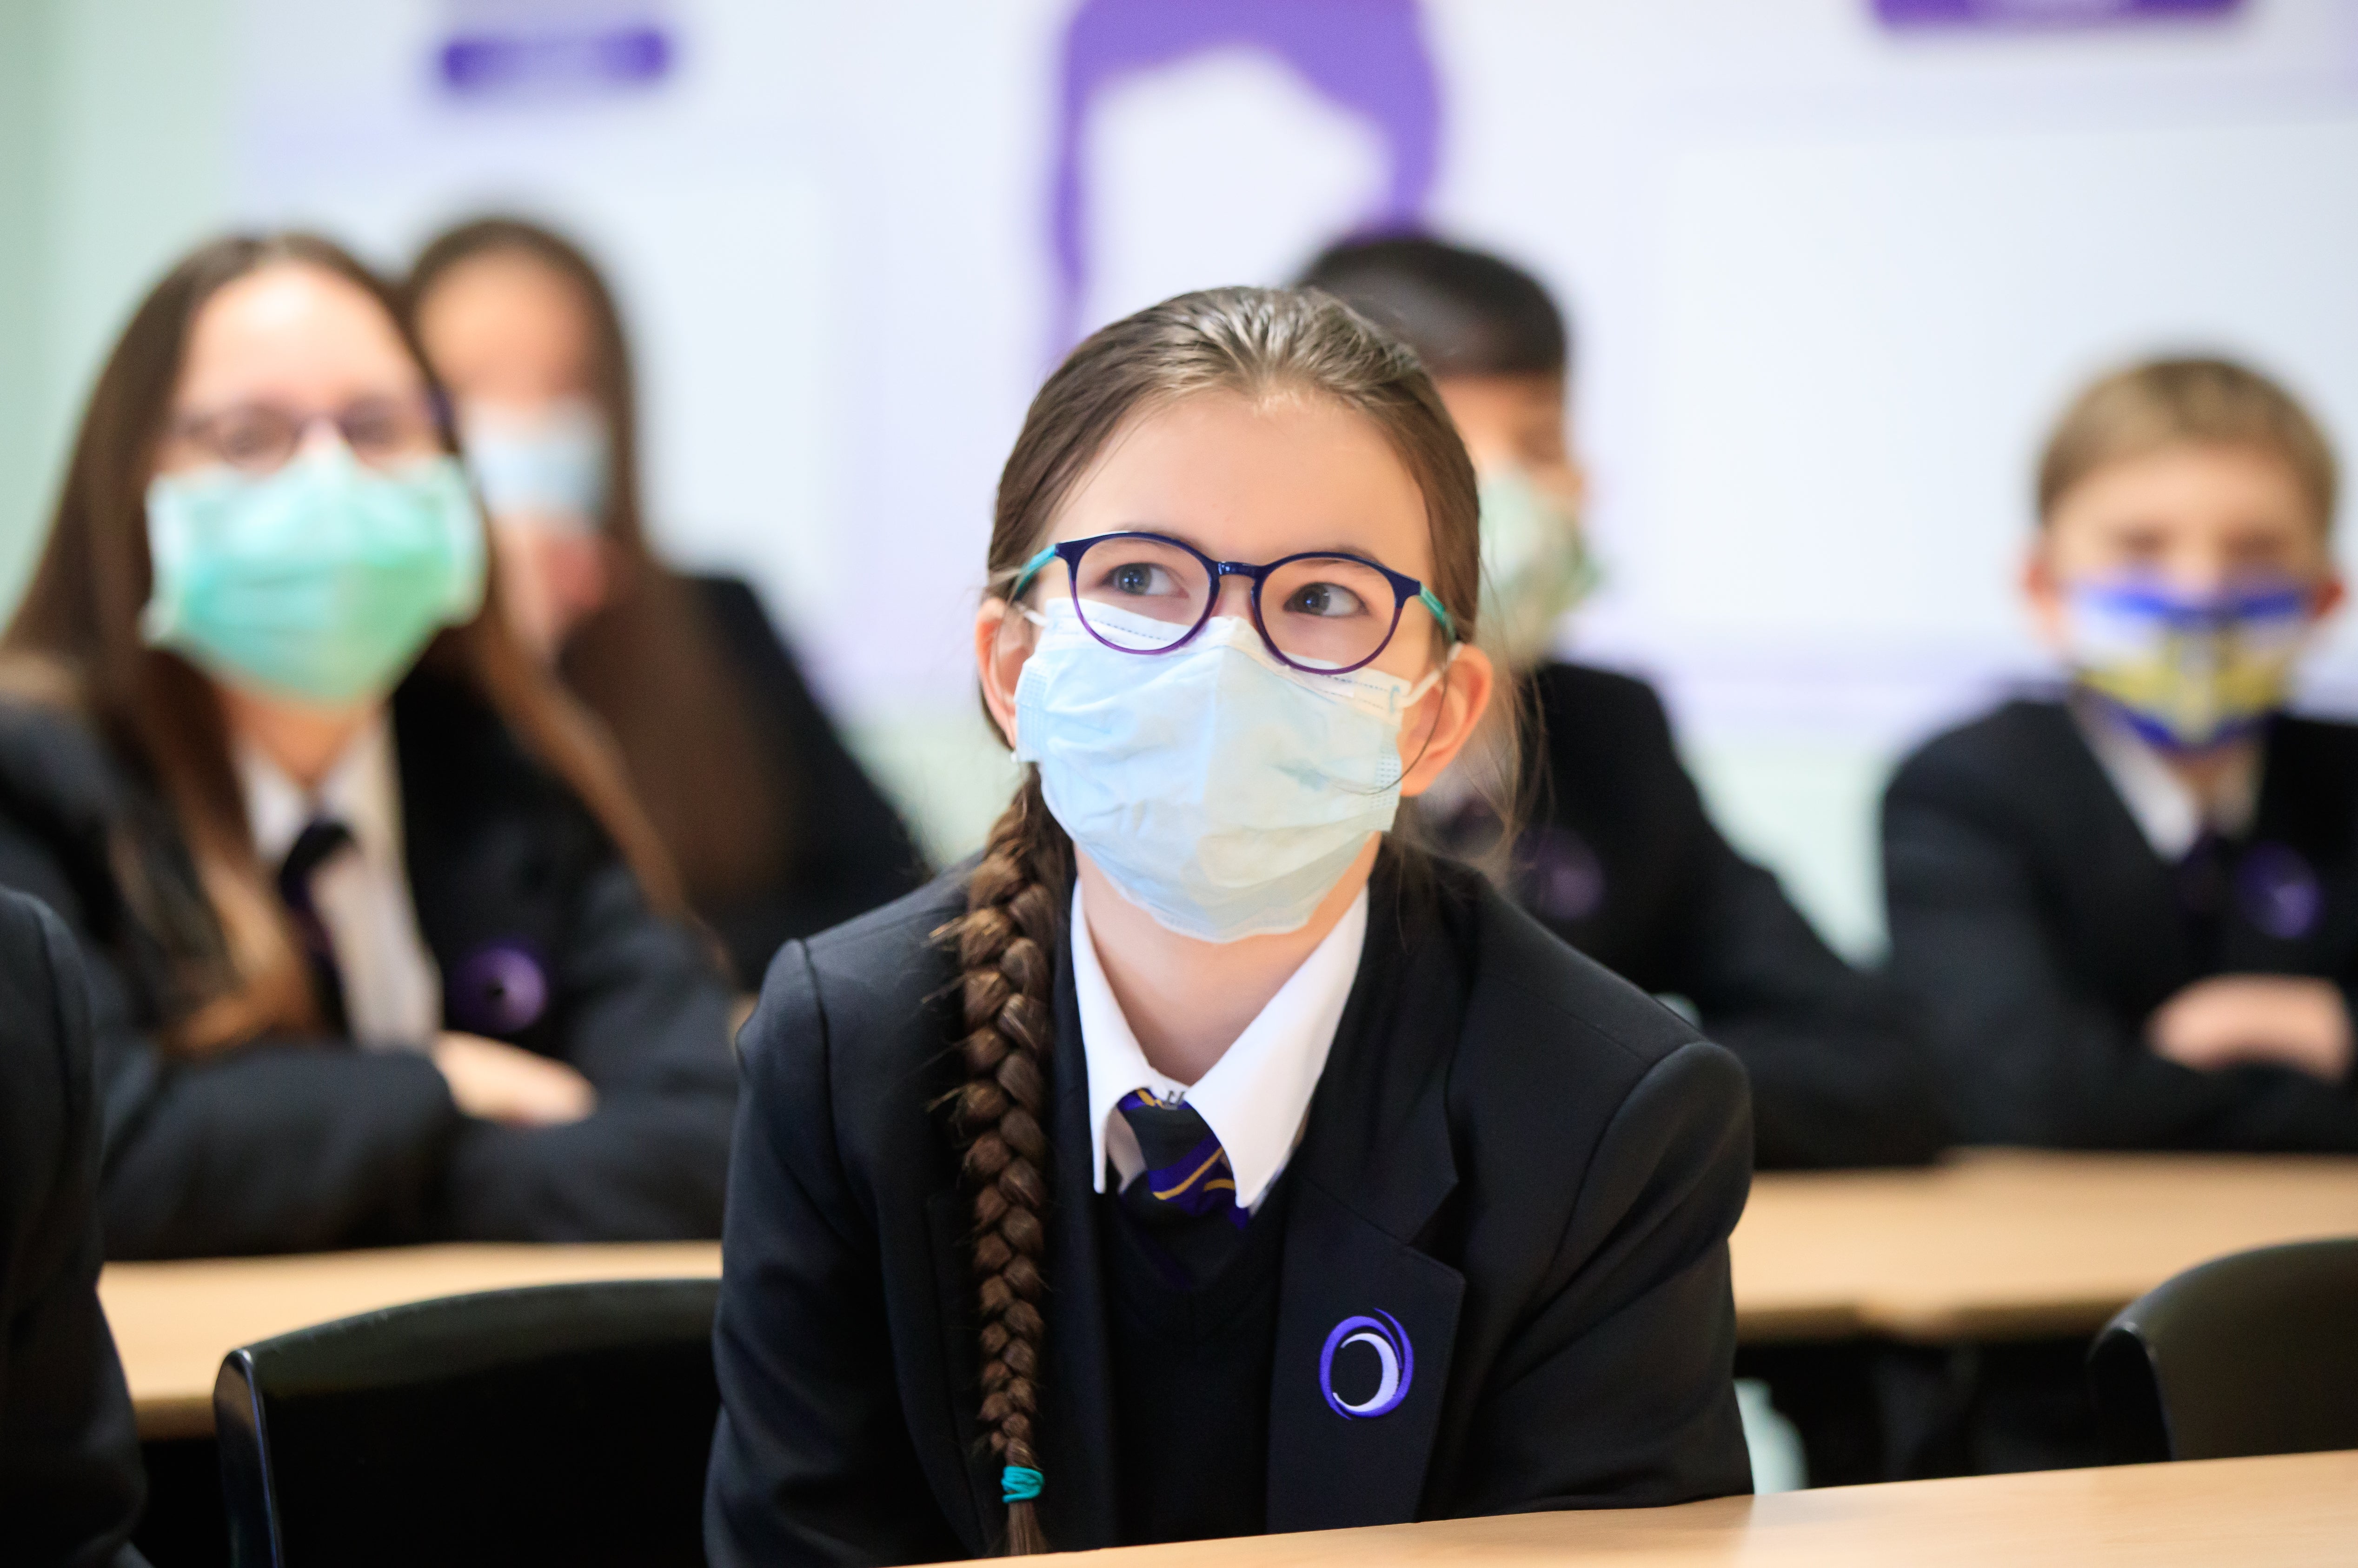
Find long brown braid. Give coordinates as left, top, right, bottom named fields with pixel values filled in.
left=949, top=286, right=1509, bottom=1554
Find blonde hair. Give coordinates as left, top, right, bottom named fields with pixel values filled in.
left=2039, top=357, right=2339, bottom=533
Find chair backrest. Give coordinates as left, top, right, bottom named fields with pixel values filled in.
left=213, top=1276, right=720, bottom=1568
left=2088, top=1237, right=2358, bottom=1464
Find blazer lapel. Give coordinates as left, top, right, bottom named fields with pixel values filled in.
left=1266, top=865, right=1467, bottom=1534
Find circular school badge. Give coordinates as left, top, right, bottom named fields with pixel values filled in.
left=449, top=940, right=551, bottom=1036
left=1319, top=1311, right=1415, bottom=1420
left=2237, top=842, right=2323, bottom=942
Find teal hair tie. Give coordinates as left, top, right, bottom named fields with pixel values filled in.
left=1001, top=1465, right=1044, bottom=1504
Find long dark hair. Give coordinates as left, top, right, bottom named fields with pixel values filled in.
left=405, top=218, right=792, bottom=939
left=947, top=286, right=1508, bottom=1554
left=1, top=231, right=683, bottom=1055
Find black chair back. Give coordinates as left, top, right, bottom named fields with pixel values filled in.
left=213, top=1276, right=719, bottom=1568
left=2088, top=1237, right=2358, bottom=1464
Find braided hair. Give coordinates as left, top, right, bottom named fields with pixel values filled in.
left=949, top=286, right=1499, bottom=1553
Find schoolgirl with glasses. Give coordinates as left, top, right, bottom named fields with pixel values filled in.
left=706, top=287, right=1753, bottom=1562
left=0, top=233, right=737, bottom=1256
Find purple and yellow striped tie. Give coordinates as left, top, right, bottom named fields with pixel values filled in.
left=1115, top=1088, right=1250, bottom=1263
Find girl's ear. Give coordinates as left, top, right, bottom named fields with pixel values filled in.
left=974, top=597, right=1033, bottom=749
left=1397, top=643, right=1497, bottom=797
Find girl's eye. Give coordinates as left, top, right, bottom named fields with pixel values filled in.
left=1106, top=561, right=1176, bottom=596
left=1285, top=580, right=1368, bottom=618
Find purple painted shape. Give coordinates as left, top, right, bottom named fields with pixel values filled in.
left=1046, top=0, right=1443, bottom=359
left=438, top=24, right=673, bottom=97
left=1874, top=0, right=2242, bottom=28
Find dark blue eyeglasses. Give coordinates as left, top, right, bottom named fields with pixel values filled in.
left=1009, top=531, right=1457, bottom=675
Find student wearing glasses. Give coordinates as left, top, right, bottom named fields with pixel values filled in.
left=0, top=233, right=737, bottom=1258
left=705, top=289, right=1752, bottom=1563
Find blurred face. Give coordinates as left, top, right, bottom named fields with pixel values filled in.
left=414, top=249, right=612, bottom=660
left=159, top=261, right=439, bottom=483
left=2025, top=443, right=2342, bottom=651
left=978, top=390, right=1494, bottom=795
left=1434, top=371, right=1584, bottom=518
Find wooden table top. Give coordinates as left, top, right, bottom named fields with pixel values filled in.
left=1013, top=1450, right=2358, bottom=1568
left=1729, top=1148, right=2358, bottom=1342
left=99, top=1241, right=722, bottom=1438
left=100, top=1149, right=2358, bottom=1437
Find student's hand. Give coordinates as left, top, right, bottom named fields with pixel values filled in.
left=2147, top=976, right=2355, bottom=1083
left=431, top=1031, right=598, bottom=1126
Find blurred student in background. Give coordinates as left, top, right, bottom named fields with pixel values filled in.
left=1302, top=236, right=1944, bottom=1171
left=1886, top=358, right=2358, bottom=1151
left=0, top=891, right=145, bottom=1567
left=406, top=218, right=925, bottom=987
left=0, top=233, right=737, bottom=1258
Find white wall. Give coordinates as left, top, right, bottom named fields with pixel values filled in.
left=12, top=0, right=2358, bottom=954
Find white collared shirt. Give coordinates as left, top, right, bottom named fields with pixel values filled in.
left=238, top=715, right=443, bottom=1049
left=1072, top=877, right=1368, bottom=1215
left=2071, top=692, right=2260, bottom=862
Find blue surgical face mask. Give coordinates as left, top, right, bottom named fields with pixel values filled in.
left=459, top=398, right=609, bottom=528
left=1477, top=465, right=1596, bottom=668
left=2064, top=575, right=2312, bottom=751
left=142, top=444, right=487, bottom=706
left=1013, top=600, right=1448, bottom=943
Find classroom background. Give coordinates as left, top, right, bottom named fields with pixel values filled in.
left=6, top=0, right=2358, bottom=958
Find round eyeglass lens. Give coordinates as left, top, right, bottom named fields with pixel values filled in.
left=1069, top=536, right=1212, bottom=651
left=1262, top=556, right=1401, bottom=671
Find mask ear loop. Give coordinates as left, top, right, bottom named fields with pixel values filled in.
left=1391, top=642, right=1463, bottom=791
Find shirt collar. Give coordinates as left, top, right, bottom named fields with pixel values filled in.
left=236, top=712, right=405, bottom=873
left=1072, top=876, right=1368, bottom=1214
left=2071, top=691, right=2260, bottom=860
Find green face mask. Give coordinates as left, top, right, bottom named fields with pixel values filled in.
left=142, top=445, right=487, bottom=706
left=1477, top=466, right=1598, bottom=669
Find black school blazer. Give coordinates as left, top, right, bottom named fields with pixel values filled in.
left=0, top=670, right=738, bottom=1259
left=0, top=890, right=143, bottom=1568
left=1884, top=697, right=2358, bottom=1149
left=1504, top=662, right=1945, bottom=1169
left=705, top=852, right=1754, bottom=1565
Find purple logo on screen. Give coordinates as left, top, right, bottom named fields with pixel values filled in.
left=449, top=941, right=551, bottom=1036
left=436, top=0, right=674, bottom=98
left=1045, top=0, right=1442, bottom=358
left=1320, top=1311, right=1415, bottom=1420
left=1873, top=0, right=2242, bottom=28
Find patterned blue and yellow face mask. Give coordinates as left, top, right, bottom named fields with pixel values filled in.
left=2065, top=575, right=2315, bottom=751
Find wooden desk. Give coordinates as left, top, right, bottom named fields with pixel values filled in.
left=1026, top=1450, right=2358, bottom=1568
left=1730, top=1148, right=2358, bottom=1342
left=100, top=1150, right=2358, bottom=1437
left=100, top=1242, right=720, bottom=1438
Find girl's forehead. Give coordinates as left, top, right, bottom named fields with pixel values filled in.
left=177, top=262, right=423, bottom=409
left=1053, top=391, right=1433, bottom=572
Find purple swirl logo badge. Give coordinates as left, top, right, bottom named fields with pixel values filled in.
left=1319, top=1310, right=1414, bottom=1420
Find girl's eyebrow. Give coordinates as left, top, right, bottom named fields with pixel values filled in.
left=1110, top=526, right=1385, bottom=566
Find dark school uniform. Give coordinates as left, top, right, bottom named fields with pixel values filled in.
left=668, top=575, right=928, bottom=983
left=704, top=848, right=1755, bottom=1564
left=0, top=668, right=739, bottom=1260
left=1884, top=697, right=2358, bottom=1149
left=0, top=888, right=146, bottom=1568
left=1440, top=660, right=1945, bottom=1169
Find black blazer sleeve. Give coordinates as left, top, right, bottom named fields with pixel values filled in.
left=1441, top=1039, right=1755, bottom=1513
left=0, top=810, right=465, bottom=1261
left=1533, top=667, right=1944, bottom=1168
left=0, top=891, right=147, bottom=1568
left=1883, top=744, right=2358, bottom=1150
left=440, top=857, right=739, bottom=1241
left=704, top=935, right=966, bottom=1568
